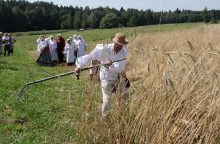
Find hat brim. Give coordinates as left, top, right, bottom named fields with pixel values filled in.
left=112, top=38, right=128, bottom=45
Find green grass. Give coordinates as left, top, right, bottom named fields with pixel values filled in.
left=0, top=23, right=202, bottom=143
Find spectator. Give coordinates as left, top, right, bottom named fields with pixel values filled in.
left=48, top=35, right=58, bottom=63
left=36, top=35, right=44, bottom=53
left=77, top=35, right=86, bottom=58
left=64, top=39, right=76, bottom=66
left=8, top=33, right=16, bottom=55
left=56, top=34, right=65, bottom=63
left=2, top=33, right=10, bottom=56
left=36, top=37, right=53, bottom=66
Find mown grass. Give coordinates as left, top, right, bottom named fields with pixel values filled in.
left=0, top=23, right=202, bottom=143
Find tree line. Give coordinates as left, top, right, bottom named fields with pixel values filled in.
left=0, top=0, right=219, bottom=32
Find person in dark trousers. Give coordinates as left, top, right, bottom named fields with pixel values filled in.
left=8, top=33, right=16, bottom=55
left=56, top=34, right=65, bottom=63
left=2, top=33, right=10, bottom=56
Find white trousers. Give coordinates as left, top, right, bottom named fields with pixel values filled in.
left=101, top=79, right=129, bottom=116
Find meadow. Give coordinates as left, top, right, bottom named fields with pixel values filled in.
left=1, top=22, right=220, bottom=143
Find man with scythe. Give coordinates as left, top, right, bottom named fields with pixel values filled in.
left=74, top=33, right=130, bottom=117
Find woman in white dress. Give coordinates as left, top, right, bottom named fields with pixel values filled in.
left=64, top=39, right=76, bottom=66
left=77, top=36, right=86, bottom=58
left=48, top=36, right=58, bottom=63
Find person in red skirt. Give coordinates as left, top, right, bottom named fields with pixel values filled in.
left=36, top=37, right=54, bottom=67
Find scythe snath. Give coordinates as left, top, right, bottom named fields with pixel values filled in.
left=18, top=58, right=126, bottom=100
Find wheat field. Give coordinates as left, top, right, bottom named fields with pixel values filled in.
left=73, top=24, right=220, bottom=144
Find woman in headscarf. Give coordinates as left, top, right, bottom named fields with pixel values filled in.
left=36, top=37, right=54, bottom=66
left=56, top=34, right=65, bottom=63
left=64, top=39, right=76, bottom=66
left=48, top=36, right=58, bottom=63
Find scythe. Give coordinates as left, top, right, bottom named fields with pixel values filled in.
left=18, top=58, right=126, bottom=100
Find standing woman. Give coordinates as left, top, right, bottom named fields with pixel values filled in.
left=56, top=34, right=65, bottom=63
left=36, top=35, right=44, bottom=53
left=64, top=39, right=76, bottom=66
left=36, top=37, right=53, bottom=67
left=48, top=36, right=58, bottom=63
left=77, top=36, right=86, bottom=58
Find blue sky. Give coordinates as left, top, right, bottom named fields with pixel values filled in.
left=27, top=0, right=220, bottom=11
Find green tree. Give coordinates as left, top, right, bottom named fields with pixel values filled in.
left=127, top=15, right=138, bottom=27
left=73, top=11, right=82, bottom=29
left=87, top=11, right=99, bottom=28
left=203, top=7, right=211, bottom=23
left=100, top=13, right=119, bottom=28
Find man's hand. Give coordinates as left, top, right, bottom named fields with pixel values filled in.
left=104, top=58, right=112, bottom=68
left=75, top=67, right=81, bottom=80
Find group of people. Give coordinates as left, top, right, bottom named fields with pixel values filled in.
left=36, top=32, right=130, bottom=117
left=36, top=33, right=86, bottom=66
left=0, top=32, right=16, bottom=56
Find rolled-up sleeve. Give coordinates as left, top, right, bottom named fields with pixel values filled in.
left=76, top=45, right=102, bottom=68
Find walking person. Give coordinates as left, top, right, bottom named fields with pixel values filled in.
left=56, top=34, right=65, bottom=63
left=74, top=33, right=130, bottom=117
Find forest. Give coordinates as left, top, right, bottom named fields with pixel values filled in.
left=0, top=0, right=220, bottom=32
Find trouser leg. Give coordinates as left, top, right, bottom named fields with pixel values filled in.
left=101, top=80, right=116, bottom=116
left=4, top=45, right=7, bottom=56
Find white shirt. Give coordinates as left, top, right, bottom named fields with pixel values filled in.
left=64, top=43, right=76, bottom=63
left=2, top=36, right=10, bottom=44
left=38, top=40, right=47, bottom=52
left=77, top=39, right=86, bottom=57
left=49, top=39, right=57, bottom=49
left=76, top=43, right=127, bottom=81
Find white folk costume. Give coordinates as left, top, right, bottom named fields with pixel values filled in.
left=48, top=38, right=58, bottom=61
left=76, top=43, right=128, bottom=116
left=64, top=42, right=76, bottom=65
left=77, top=37, right=86, bottom=58
left=36, top=39, right=53, bottom=67
left=36, top=37, right=43, bottom=52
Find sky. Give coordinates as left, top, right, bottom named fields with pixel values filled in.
left=27, top=0, right=220, bottom=11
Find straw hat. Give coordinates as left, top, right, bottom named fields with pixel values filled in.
left=112, top=33, right=128, bottom=45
